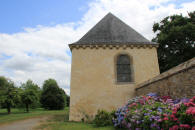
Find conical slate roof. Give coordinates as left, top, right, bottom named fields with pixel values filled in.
left=71, top=13, right=155, bottom=45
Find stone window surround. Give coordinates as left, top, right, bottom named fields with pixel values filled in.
left=114, top=52, right=135, bottom=85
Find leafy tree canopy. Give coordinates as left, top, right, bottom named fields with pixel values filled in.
left=66, top=95, right=70, bottom=107
left=0, top=76, right=20, bottom=114
left=0, top=76, right=7, bottom=103
left=20, top=80, right=40, bottom=112
left=21, top=80, right=40, bottom=91
left=41, top=79, right=66, bottom=110
left=152, top=11, right=195, bottom=72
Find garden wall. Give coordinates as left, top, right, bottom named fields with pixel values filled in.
left=136, top=57, right=195, bottom=99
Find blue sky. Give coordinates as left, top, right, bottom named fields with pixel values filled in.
left=0, top=0, right=194, bottom=94
left=0, top=0, right=194, bottom=34
left=0, top=0, right=90, bottom=34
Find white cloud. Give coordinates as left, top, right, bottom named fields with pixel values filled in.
left=80, top=0, right=195, bottom=39
left=0, top=24, right=73, bottom=94
left=0, top=0, right=194, bottom=95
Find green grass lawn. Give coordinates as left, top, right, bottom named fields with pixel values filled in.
left=0, top=108, right=116, bottom=130
left=38, top=122, right=115, bottom=130
left=36, top=108, right=116, bottom=130
left=0, top=108, right=68, bottom=124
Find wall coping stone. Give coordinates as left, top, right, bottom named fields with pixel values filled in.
left=135, top=57, right=195, bottom=90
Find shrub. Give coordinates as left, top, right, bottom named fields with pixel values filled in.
left=93, top=110, right=115, bottom=127
left=113, top=93, right=195, bottom=129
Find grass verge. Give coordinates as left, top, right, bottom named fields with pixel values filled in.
left=37, top=122, right=115, bottom=130
left=0, top=108, right=117, bottom=130
left=0, top=108, right=68, bottom=125
left=36, top=110, right=116, bottom=130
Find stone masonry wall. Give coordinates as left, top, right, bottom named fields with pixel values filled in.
left=136, top=57, right=195, bottom=99
left=69, top=47, right=159, bottom=121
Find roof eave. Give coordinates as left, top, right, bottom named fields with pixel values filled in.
left=69, top=42, right=158, bottom=46
left=68, top=42, right=159, bottom=51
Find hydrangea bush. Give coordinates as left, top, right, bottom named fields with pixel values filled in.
left=113, top=93, right=195, bottom=130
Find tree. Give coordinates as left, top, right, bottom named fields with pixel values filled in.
left=152, top=11, right=195, bottom=72
left=0, top=76, right=19, bottom=114
left=20, top=80, right=39, bottom=112
left=40, top=79, right=66, bottom=110
left=0, top=76, right=7, bottom=105
left=66, top=95, right=70, bottom=107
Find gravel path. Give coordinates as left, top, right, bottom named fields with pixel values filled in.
left=0, top=117, right=48, bottom=130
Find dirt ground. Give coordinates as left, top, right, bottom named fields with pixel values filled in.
left=0, top=116, right=48, bottom=130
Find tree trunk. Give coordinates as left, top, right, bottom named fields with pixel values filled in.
left=26, top=104, right=29, bottom=113
left=7, top=103, right=11, bottom=114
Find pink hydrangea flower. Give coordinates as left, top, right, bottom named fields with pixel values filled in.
left=186, top=107, right=195, bottom=115
left=172, top=111, right=177, bottom=115
left=169, top=125, right=179, bottom=130
left=163, top=114, right=168, bottom=117
left=179, top=124, right=191, bottom=129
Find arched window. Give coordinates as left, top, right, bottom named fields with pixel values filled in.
left=116, top=54, right=132, bottom=82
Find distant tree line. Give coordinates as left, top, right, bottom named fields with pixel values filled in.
left=0, top=76, right=70, bottom=114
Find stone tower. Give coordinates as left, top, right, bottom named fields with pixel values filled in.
left=69, top=13, right=159, bottom=121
